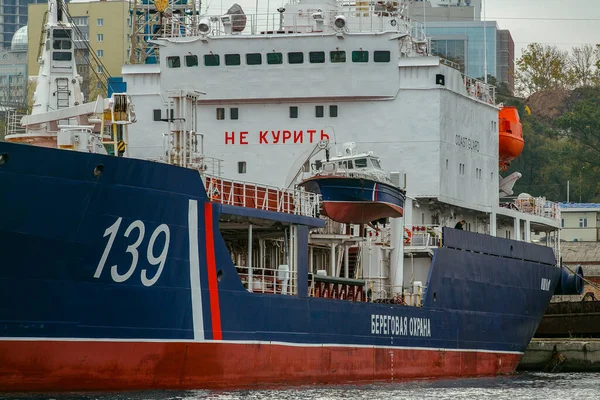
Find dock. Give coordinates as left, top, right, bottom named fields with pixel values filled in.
left=518, top=339, right=600, bottom=372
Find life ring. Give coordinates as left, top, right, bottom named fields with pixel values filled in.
left=390, top=19, right=397, bottom=27
left=404, top=228, right=411, bottom=244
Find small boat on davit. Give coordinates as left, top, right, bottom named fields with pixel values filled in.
left=299, top=142, right=406, bottom=224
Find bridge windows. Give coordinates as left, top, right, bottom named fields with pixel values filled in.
left=167, top=56, right=180, bottom=68
left=267, top=52, right=283, bottom=64
left=225, top=54, right=241, bottom=66
left=309, top=51, right=325, bottom=63
left=204, top=54, right=220, bottom=66
left=230, top=108, right=239, bottom=120
left=330, top=50, right=346, bottom=63
left=290, top=106, right=298, bottom=118
left=352, top=50, right=369, bottom=63
left=185, top=55, right=198, bottom=67
left=374, top=50, right=390, bottom=62
left=288, top=52, right=304, bottom=64
left=246, top=53, right=262, bottom=65
left=216, top=108, right=225, bottom=120
left=177, top=49, right=391, bottom=69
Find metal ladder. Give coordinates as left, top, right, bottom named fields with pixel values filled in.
left=55, top=78, right=70, bottom=109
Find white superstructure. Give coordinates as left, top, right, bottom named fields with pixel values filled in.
left=122, top=0, right=561, bottom=300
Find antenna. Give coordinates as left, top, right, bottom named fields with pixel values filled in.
left=483, top=0, right=487, bottom=83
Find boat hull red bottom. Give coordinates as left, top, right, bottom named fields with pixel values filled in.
left=0, top=341, right=522, bottom=392
left=322, top=201, right=403, bottom=224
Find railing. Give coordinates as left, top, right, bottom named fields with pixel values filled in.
left=463, top=74, right=496, bottom=105
left=237, top=264, right=296, bottom=295
left=404, top=225, right=442, bottom=248
left=158, top=7, right=426, bottom=38
left=368, top=281, right=425, bottom=306
left=506, top=196, right=561, bottom=223
left=5, top=110, right=27, bottom=137
left=204, top=175, right=321, bottom=218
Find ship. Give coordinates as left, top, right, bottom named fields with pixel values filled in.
left=0, top=0, right=585, bottom=392
left=298, top=142, right=406, bottom=224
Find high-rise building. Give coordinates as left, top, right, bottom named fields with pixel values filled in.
left=404, top=1, right=514, bottom=94
left=27, top=1, right=129, bottom=100
left=0, top=0, right=46, bottom=50
left=405, top=0, right=482, bottom=22
left=0, top=26, right=28, bottom=111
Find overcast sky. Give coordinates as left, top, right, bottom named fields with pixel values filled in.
left=208, top=0, right=600, bottom=59
left=485, top=0, right=600, bottom=57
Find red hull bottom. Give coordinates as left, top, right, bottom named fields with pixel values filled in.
left=322, top=201, right=403, bottom=224
left=0, top=341, right=522, bottom=392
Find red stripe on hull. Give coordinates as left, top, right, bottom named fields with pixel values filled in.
left=0, top=341, right=522, bottom=392
left=322, top=201, right=404, bottom=224
left=204, top=202, right=222, bottom=340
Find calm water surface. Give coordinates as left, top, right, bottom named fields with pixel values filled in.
left=3, top=373, right=600, bottom=400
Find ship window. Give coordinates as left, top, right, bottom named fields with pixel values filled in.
left=329, top=105, right=338, bottom=117
left=355, top=159, right=367, bottom=168
left=53, top=40, right=71, bottom=50
left=53, top=29, right=71, bottom=38
left=373, top=51, right=390, bottom=62
left=347, top=160, right=354, bottom=169
left=246, top=53, right=262, bottom=65
left=288, top=52, right=304, bottom=64
left=445, top=159, right=449, bottom=170
left=52, top=52, right=72, bottom=61
left=309, top=51, right=325, bottom=63
left=561, top=219, right=565, bottom=228
left=330, top=50, right=346, bottom=63
left=225, top=54, right=240, bottom=66
left=167, top=56, right=181, bottom=68
left=230, top=108, right=239, bottom=120
left=216, top=108, right=225, bottom=120
left=153, top=109, right=161, bottom=121
left=290, top=106, right=298, bottom=118
left=204, top=54, right=220, bottom=66
left=238, top=161, right=247, bottom=174
left=371, top=158, right=381, bottom=169
left=316, top=106, right=324, bottom=118
left=352, top=50, right=369, bottom=62
left=185, top=55, right=198, bottom=67
left=267, top=52, right=283, bottom=64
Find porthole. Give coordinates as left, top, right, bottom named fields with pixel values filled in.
left=217, top=269, right=223, bottom=282
left=0, top=153, right=8, bottom=166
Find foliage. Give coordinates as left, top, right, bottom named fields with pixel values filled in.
left=515, top=43, right=573, bottom=97
left=506, top=86, right=600, bottom=203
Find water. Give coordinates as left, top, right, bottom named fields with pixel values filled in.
left=3, top=373, right=599, bottom=400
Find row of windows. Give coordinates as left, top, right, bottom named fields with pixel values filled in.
left=166, top=50, right=391, bottom=68
left=560, top=218, right=589, bottom=228
left=447, top=159, right=492, bottom=181
left=152, top=105, right=340, bottom=121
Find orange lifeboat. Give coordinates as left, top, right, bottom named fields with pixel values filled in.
left=498, top=106, right=524, bottom=171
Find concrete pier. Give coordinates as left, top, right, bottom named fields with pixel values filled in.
left=518, top=339, right=600, bottom=372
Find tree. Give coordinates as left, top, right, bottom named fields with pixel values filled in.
left=569, top=44, right=597, bottom=88
left=515, top=43, right=573, bottom=97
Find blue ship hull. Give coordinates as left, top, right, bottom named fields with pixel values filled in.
left=300, top=176, right=405, bottom=223
left=0, top=142, right=570, bottom=391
